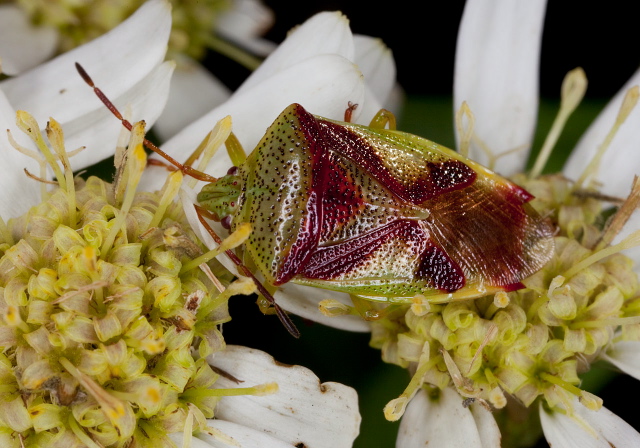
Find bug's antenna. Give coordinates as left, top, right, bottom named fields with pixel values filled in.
left=195, top=205, right=301, bottom=338
left=75, top=62, right=217, bottom=183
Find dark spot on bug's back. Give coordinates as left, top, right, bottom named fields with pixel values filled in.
left=295, top=443, right=307, bottom=448
left=417, top=244, right=465, bottom=292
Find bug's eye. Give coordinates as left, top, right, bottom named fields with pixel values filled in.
left=227, top=166, right=239, bottom=176
left=221, top=215, right=233, bottom=229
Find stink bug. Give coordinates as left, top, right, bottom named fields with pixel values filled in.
left=197, top=103, right=554, bottom=302
left=76, top=64, right=554, bottom=335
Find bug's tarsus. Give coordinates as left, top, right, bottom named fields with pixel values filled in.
left=344, top=102, right=358, bottom=123
left=194, top=205, right=301, bottom=338
left=369, top=108, right=397, bottom=130
left=74, top=62, right=218, bottom=184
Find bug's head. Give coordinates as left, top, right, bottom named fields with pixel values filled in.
left=197, top=166, right=243, bottom=228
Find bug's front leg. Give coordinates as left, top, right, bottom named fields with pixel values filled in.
left=194, top=205, right=301, bottom=338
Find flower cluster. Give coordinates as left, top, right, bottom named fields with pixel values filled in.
left=0, top=111, right=266, bottom=446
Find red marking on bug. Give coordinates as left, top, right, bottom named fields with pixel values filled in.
left=417, top=244, right=466, bottom=292
left=506, top=183, right=535, bottom=204
left=503, top=282, right=525, bottom=292
left=319, top=154, right=366, bottom=239
left=317, top=120, right=477, bottom=204
left=270, top=108, right=324, bottom=284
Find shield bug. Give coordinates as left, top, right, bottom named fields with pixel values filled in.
left=76, top=63, right=554, bottom=335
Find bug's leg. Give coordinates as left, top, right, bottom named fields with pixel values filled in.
left=369, top=109, right=397, bottom=130
left=194, top=205, right=301, bottom=338
left=75, top=62, right=217, bottom=183
left=344, top=102, right=359, bottom=122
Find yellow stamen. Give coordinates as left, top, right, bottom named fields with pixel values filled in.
left=187, top=116, right=233, bottom=190
left=180, top=223, right=252, bottom=274
left=15, top=111, right=67, bottom=191
left=530, top=67, right=587, bottom=179
left=493, top=291, right=510, bottom=308
left=101, top=125, right=147, bottom=257
left=573, top=85, right=639, bottom=190
left=383, top=355, right=439, bottom=421
left=563, top=230, right=640, bottom=279
left=411, top=294, right=431, bottom=316
left=149, top=171, right=184, bottom=229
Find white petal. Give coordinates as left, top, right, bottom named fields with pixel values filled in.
left=170, top=419, right=292, bottom=447
left=563, top=67, right=640, bottom=198
left=0, top=0, right=171, bottom=168
left=470, top=402, right=502, bottom=446
left=0, top=5, right=58, bottom=75
left=353, top=34, right=396, bottom=109
left=60, top=61, right=175, bottom=170
left=168, top=432, right=219, bottom=448
left=209, top=345, right=361, bottom=448
left=397, top=388, right=499, bottom=447
left=235, top=11, right=355, bottom=95
left=454, top=0, right=546, bottom=175
left=601, top=340, right=640, bottom=380
left=139, top=53, right=365, bottom=192
left=216, top=0, right=276, bottom=57
left=0, top=89, right=41, bottom=219
left=540, top=399, right=640, bottom=447
left=153, top=56, right=231, bottom=142
left=275, top=283, right=371, bottom=332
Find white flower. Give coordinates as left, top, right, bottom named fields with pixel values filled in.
left=0, top=2, right=361, bottom=446
left=170, top=346, right=360, bottom=448
left=394, top=0, right=640, bottom=446
left=0, top=0, right=275, bottom=142
left=0, top=0, right=173, bottom=218
left=151, top=10, right=397, bottom=332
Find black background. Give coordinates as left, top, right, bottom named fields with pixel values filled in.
left=209, top=1, right=639, bottom=101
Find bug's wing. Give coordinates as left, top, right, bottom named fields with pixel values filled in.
left=378, top=128, right=555, bottom=289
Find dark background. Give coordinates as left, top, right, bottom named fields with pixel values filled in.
left=213, top=1, right=640, bottom=447
left=212, top=1, right=639, bottom=101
